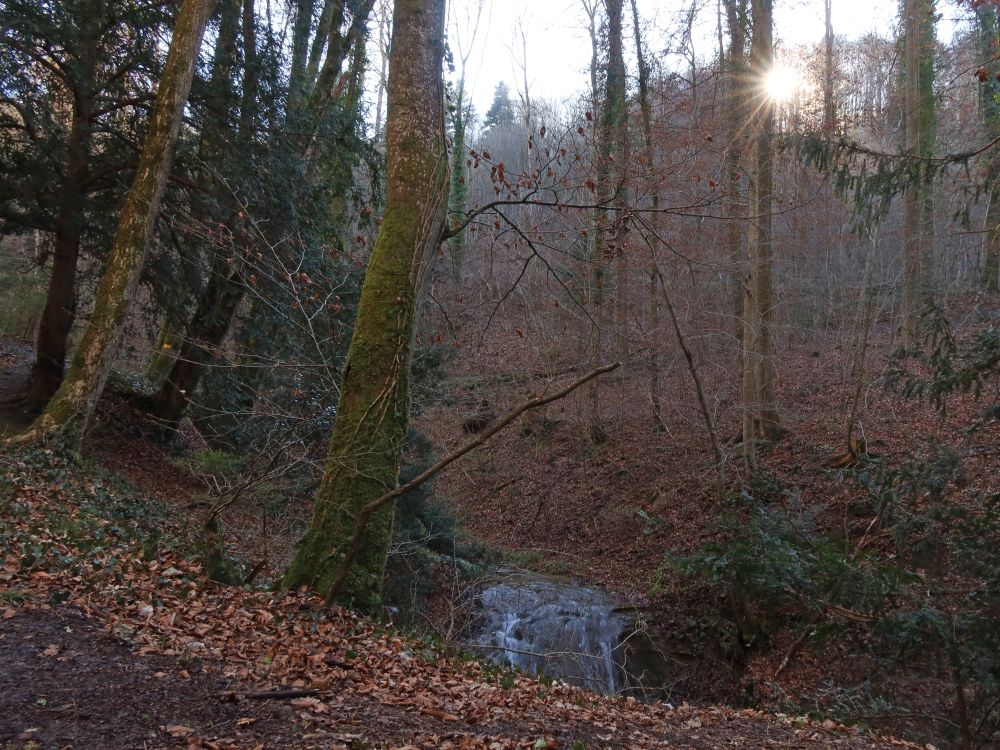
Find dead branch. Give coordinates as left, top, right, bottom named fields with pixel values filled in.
left=220, top=688, right=320, bottom=701
left=651, top=264, right=726, bottom=501
left=324, top=361, right=621, bottom=605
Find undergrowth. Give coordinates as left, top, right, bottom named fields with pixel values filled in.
left=670, top=447, right=1000, bottom=749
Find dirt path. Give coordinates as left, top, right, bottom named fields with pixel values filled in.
left=1, top=606, right=293, bottom=750
left=0, top=604, right=918, bottom=750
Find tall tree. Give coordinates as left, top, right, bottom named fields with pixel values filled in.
left=900, top=0, right=936, bottom=345
left=16, top=0, right=217, bottom=445
left=742, top=0, right=782, bottom=471
left=630, top=0, right=665, bottom=431
left=283, top=0, right=449, bottom=609
left=587, top=0, right=627, bottom=444
left=0, top=0, right=169, bottom=406
left=823, top=0, right=836, bottom=136
left=722, top=0, right=749, bottom=336
left=446, top=0, right=484, bottom=281
left=977, top=3, right=1000, bottom=294
left=483, top=82, right=516, bottom=130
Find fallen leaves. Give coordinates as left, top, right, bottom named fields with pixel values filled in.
left=1, top=446, right=926, bottom=750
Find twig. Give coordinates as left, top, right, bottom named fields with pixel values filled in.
left=774, top=617, right=819, bottom=676
left=324, top=362, right=620, bottom=605
left=220, top=688, right=320, bottom=701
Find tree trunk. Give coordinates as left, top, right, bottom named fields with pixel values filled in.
left=239, top=0, right=258, bottom=138
left=25, top=17, right=100, bottom=407
left=742, top=0, right=781, bottom=471
left=723, top=0, right=748, bottom=339
left=630, top=0, right=665, bottom=431
left=16, top=0, right=217, bottom=446
left=287, top=0, right=317, bottom=115
left=587, top=0, right=626, bottom=444
left=282, top=0, right=448, bottom=610
left=900, top=0, right=936, bottom=346
left=150, top=266, right=244, bottom=428
left=149, top=0, right=259, bottom=432
left=978, top=5, right=1000, bottom=293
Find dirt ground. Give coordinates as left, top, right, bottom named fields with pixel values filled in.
left=0, top=602, right=918, bottom=750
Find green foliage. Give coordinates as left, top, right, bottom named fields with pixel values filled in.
left=673, top=450, right=1000, bottom=746
left=883, top=304, right=1000, bottom=417
left=0, top=446, right=179, bottom=575
left=0, top=0, right=171, bottom=253
left=675, top=500, right=903, bottom=628
left=483, top=82, right=517, bottom=130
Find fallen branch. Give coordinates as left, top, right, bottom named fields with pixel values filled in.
left=220, top=688, right=320, bottom=701
left=774, top=617, right=820, bottom=676
left=324, top=362, right=621, bottom=605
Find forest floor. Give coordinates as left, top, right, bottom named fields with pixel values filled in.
left=0, top=442, right=918, bottom=750
left=0, top=298, right=997, bottom=749
left=0, top=337, right=929, bottom=749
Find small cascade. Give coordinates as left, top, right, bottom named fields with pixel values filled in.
left=469, top=575, right=628, bottom=693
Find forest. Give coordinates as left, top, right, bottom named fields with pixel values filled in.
left=0, top=0, right=998, bottom=747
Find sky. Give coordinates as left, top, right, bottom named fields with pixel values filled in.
left=447, top=0, right=965, bottom=116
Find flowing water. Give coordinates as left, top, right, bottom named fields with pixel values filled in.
left=469, top=575, right=629, bottom=693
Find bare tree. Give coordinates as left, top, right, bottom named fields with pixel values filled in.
left=741, top=0, right=782, bottom=471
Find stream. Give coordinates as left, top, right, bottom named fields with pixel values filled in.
left=468, top=574, right=632, bottom=693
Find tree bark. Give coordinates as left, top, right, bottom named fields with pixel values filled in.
left=723, top=0, right=748, bottom=339
left=630, top=0, right=665, bottom=432
left=282, top=0, right=448, bottom=610
left=587, top=0, right=627, bottom=444
left=742, top=0, right=781, bottom=471
left=16, top=0, right=217, bottom=446
left=25, top=12, right=100, bottom=407
left=900, top=0, right=936, bottom=346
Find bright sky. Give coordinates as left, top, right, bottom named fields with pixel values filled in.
left=448, top=0, right=965, bottom=116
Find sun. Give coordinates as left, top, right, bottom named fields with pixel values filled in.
left=763, top=65, right=798, bottom=103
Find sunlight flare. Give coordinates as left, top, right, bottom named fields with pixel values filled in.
left=763, top=64, right=798, bottom=102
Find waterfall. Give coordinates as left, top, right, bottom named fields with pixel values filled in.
left=470, top=575, right=628, bottom=693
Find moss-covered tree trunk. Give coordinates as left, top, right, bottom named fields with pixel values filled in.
left=16, top=0, right=216, bottom=446
left=282, top=0, right=448, bottom=611
left=586, top=0, right=626, bottom=444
